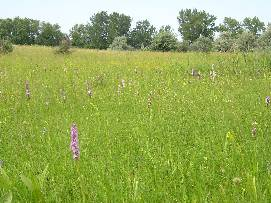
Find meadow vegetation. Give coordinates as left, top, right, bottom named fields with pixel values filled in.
left=1, top=46, right=271, bottom=202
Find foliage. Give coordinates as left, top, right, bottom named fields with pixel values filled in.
left=177, top=9, right=217, bottom=43
left=0, top=17, right=64, bottom=47
left=178, top=40, right=190, bottom=52
left=108, top=36, right=133, bottom=51
left=108, top=12, right=131, bottom=45
left=128, top=20, right=156, bottom=49
left=11, top=17, right=40, bottom=45
left=0, top=38, right=13, bottom=54
left=0, top=18, right=39, bottom=45
left=36, top=22, right=64, bottom=46
left=0, top=13, right=269, bottom=53
left=69, top=24, right=90, bottom=48
left=0, top=13, right=270, bottom=53
left=219, top=17, right=243, bottom=37
left=190, top=36, right=213, bottom=52
left=150, top=27, right=179, bottom=52
left=235, top=31, right=257, bottom=52
left=87, top=11, right=132, bottom=49
left=0, top=18, right=13, bottom=40
left=257, top=25, right=271, bottom=50
left=243, top=17, right=265, bottom=36
left=214, top=32, right=236, bottom=52
left=56, top=35, right=71, bottom=54
left=88, top=11, right=110, bottom=49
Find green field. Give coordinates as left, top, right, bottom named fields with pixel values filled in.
left=1, top=46, right=271, bottom=202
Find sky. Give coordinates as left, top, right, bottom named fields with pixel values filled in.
left=1, top=0, right=270, bottom=36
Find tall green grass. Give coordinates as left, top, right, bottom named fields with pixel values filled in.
left=1, top=46, right=271, bottom=202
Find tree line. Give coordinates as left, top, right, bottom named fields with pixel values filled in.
left=0, top=9, right=271, bottom=52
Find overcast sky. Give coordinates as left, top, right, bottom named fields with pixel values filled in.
left=1, top=0, right=270, bottom=36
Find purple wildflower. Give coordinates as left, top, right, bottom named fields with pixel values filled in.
left=25, top=80, right=30, bottom=99
left=70, top=123, right=80, bottom=160
left=266, top=96, right=270, bottom=106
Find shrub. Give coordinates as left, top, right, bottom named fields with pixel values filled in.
left=150, top=31, right=179, bottom=52
left=56, top=36, right=71, bottom=54
left=0, top=38, right=13, bottom=54
left=235, top=31, right=256, bottom=52
left=214, top=32, right=235, bottom=52
left=178, top=40, right=190, bottom=52
left=108, top=36, right=133, bottom=51
left=190, top=36, right=213, bottom=52
left=257, top=26, right=271, bottom=50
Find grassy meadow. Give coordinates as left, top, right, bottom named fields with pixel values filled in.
left=1, top=46, right=271, bottom=202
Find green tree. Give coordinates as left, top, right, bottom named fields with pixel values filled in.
left=177, top=9, right=217, bottom=43
left=0, top=19, right=13, bottom=40
left=7, top=17, right=39, bottom=45
left=70, top=24, right=90, bottom=48
left=150, top=26, right=179, bottom=52
left=158, top=25, right=172, bottom=33
left=128, top=20, right=156, bottom=49
left=36, top=22, right=64, bottom=46
left=219, top=17, right=243, bottom=37
left=243, top=17, right=265, bottom=36
left=88, top=11, right=110, bottom=49
left=108, top=12, right=131, bottom=45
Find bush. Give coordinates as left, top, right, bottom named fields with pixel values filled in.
left=108, top=36, right=133, bottom=51
left=257, top=26, right=271, bottom=50
left=178, top=40, right=190, bottom=52
left=0, top=38, right=13, bottom=54
left=214, top=32, right=235, bottom=52
left=190, top=36, right=213, bottom=52
left=235, top=31, right=256, bottom=52
left=56, top=36, right=71, bottom=54
left=150, top=31, right=179, bottom=52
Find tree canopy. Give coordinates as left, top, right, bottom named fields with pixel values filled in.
left=36, top=22, right=64, bottom=46
left=0, top=10, right=269, bottom=53
left=219, top=17, right=243, bottom=37
left=177, top=9, right=217, bottom=43
left=128, top=20, right=156, bottom=49
left=69, top=24, right=90, bottom=48
left=243, top=17, right=265, bottom=36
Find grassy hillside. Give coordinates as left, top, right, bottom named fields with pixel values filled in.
left=1, top=46, right=271, bottom=202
